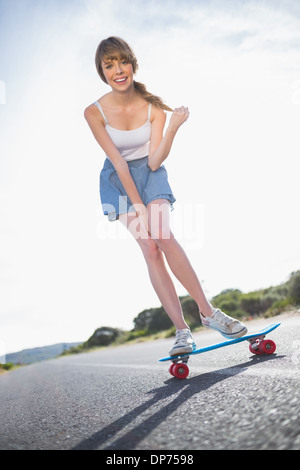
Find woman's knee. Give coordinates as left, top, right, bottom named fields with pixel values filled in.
left=154, top=234, right=176, bottom=253
left=139, top=238, right=161, bottom=263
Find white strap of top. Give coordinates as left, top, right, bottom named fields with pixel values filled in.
left=94, top=101, right=151, bottom=125
left=93, top=101, right=108, bottom=124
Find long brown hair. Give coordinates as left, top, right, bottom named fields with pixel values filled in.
left=95, top=36, right=173, bottom=112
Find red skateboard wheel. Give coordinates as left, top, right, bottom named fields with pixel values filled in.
left=258, top=339, right=276, bottom=354
left=172, top=363, right=189, bottom=379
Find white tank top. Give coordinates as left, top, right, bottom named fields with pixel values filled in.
left=94, top=101, right=151, bottom=161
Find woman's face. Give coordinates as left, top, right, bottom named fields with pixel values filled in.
left=101, top=57, right=134, bottom=91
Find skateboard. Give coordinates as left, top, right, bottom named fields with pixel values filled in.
left=159, top=322, right=280, bottom=379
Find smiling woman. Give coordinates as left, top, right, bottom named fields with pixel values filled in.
left=84, top=35, right=248, bottom=358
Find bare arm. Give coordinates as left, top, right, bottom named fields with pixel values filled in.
left=148, top=106, right=189, bottom=171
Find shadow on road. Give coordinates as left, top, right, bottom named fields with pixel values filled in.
left=73, top=354, right=281, bottom=450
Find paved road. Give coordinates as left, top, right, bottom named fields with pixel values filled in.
left=0, top=312, right=299, bottom=450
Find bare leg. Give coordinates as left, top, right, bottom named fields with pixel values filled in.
left=147, top=199, right=213, bottom=317
left=119, top=212, right=188, bottom=330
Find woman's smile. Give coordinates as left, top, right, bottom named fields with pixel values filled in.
left=114, top=76, right=128, bottom=84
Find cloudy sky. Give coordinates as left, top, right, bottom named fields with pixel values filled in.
left=1, top=0, right=300, bottom=354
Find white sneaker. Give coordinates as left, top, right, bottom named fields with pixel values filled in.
left=169, top=329, right=196, bottom=356
left=200, top=308, right=248, bottom=339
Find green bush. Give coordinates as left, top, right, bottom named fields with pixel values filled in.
left=0, top=363, right=14, bottom=371
left=266, top=298, right=292, bottom=316
left=240, top=293, right=264, bottom=315
left=133, top=306, right=173, bottom=334
left=289, top=271, right=300, bottom=303
left=125, top=330, right=149, bottom=341
left=218, top=300, right=239, bottom=313
left=84, top=327, right=122, bottom=348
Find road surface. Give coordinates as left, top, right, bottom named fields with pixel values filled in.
left=0, top=311, right=299, bottom=450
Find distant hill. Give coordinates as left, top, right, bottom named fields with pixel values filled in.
left=5, top=342, right=82, bottom=365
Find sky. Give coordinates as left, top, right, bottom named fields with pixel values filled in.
left=0, top=0, right=300, bottom=355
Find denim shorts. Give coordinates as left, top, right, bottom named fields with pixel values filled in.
left=100, top=156, right=176, bottom=221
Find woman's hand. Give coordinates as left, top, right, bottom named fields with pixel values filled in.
left=168, top=106, right=190, bottom=133
left=136, top=204, right=150, bottom=239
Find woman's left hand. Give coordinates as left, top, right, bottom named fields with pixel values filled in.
left=168, top=106, right=189, bottom=132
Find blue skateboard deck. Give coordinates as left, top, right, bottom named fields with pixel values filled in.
left=159, top=322, right=280, bottom=363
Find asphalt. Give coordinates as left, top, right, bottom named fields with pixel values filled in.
left=0, top=311, right=299, bottom=451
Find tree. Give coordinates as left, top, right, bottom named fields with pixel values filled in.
left=85, top=327, right=122, bottom=347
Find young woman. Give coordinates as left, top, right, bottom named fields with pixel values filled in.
left=84, top=37, right=247, bottom=356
